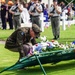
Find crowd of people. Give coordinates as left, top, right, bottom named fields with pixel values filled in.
left=0, top=0, right=75, bottom=30
left=60, top=1, right=75, bottom=20
left=0, top=0, right=43, bottom=30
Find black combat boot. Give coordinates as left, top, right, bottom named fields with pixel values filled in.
left=53, top=36, right=57, bottom=40
left=57, top=35, right=59, bottom=40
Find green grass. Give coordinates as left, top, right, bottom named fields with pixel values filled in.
left=0, top=44, right=75, bottom=75
left=0, top=25, right=75, bottom=75
left=0, top=25, right=75, bottom=43
left=41, top=24, right=75, bottom=44
left=0, top=29, right=14, bottom=40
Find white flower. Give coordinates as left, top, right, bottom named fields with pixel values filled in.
left=40, top=36, right=47, bottom=42
left=53, top=41, right=59, bottom=46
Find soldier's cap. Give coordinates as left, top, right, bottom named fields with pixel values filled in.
left=53, top=0, right=58, bottom=2
left=32, top=24, right=42, bottom=33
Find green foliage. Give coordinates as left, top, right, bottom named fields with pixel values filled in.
left=58, top=0, right=75, bottom=4
left=45, top=46, right=64, bottom=52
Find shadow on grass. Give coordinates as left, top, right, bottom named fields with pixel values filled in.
left=45, top=60, right=75, bottom=73
left=0, top=66, right=43, bottom=75
left=0, top=60, right=75, bottom=75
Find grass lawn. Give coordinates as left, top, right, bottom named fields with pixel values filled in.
left=0, top=25, right=75, bottom=75
left=0, top=24, right=75, bottom=43
left=0, top=29, right=14, bottom=40
left=0, top=44, right=75, bottom=75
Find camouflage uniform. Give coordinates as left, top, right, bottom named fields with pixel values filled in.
left=49, top=0, right=61, bottom=40
left=5, top=24, right=41, bottom=59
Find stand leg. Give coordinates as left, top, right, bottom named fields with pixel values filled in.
left=35, top=55, right=47, bottom=75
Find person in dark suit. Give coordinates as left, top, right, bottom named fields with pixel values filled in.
left=72, top=4, right=75, bottom=11
left=1, top=0, right=7, bottom=30
left=7, top=0, right=14, bottom=29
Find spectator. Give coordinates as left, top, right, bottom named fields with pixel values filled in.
left=21, top=1, right=30, bottom=24
left=1, top=0, right=7, bottom=30
left=25, top=3, right=29, bottom=10
left=7, top=0, right=14, bottom=29
left=67, top=3, right=74, bottom=20
left=72, top=3, right=75, bottom=11
left=44, top=4, right=49, bottom=22
left=60, top=1, right=65, bottom=9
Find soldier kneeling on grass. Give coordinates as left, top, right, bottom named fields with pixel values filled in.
left=5, top=24, right=41, bottom=60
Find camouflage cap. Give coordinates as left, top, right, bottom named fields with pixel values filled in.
left=32, top=24, right=41, bottom=33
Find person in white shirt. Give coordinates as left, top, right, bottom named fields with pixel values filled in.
left=21, top=2, right=30, bottom=24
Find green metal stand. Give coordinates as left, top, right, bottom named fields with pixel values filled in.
left=35, top=55, right=47, bottom=75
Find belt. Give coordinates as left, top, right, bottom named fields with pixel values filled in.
left=51, top=16, right=59, bottom=18
left=14, top=15, right=20, bottom=17
left=32, top=15, right=39, bottom=17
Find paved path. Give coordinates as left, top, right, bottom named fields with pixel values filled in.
left=0, top=40, right=5, bottom=44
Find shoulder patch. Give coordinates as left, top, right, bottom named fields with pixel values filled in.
left=21, top=32, right=24, bottom=35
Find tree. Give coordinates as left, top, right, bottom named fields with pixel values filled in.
left=58, top=0, right=75, bottom=4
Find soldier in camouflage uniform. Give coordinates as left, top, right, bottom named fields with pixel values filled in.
left=49, top=0, right=61, bottom=40
left=9, top=0, right=22, bottom=30
left=5, top=24, right=41, bottom=59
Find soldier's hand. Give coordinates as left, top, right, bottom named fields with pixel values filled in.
left=48, top=13, right=53, bottom=16
left=54, top=5, right=58, bottom=10
left=11, top=12, right=15, bottom=15
left=5, top=15, right=8, bottom=19
left=31, top=13, right=34, bottom=16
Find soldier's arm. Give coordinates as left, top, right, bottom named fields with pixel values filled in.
left=28, top=6, right=34, bottom=16
left=18, top=4, right=22, bottom=12
left=35, top=5, right=42, bottom=13
left=31, top=38, right=37, bottom=45
left=9, top=6, right=15, bottom=15
left=48, top=13, right=54, bottom=17
left=54, top=5, right=62, bottom=14
left=17, top=30, right=25, bottom=50
left=5, top=5, right=8, bottom=19
left=48, top=6, right=54, bottom=17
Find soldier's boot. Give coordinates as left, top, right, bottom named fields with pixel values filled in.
left=53, top=36, right=57, bottom=40
left=57, top=35, right=59, bottom=40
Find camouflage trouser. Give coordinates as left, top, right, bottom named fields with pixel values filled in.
left=32, top=16, right=41, bottom=28
left=18, top=44, right=33, bottom=59
left=5, top=41, right=33, bottom=59
left=13, top=15, right=21, bottom=30
left=51, top=17, right=60, bottom=37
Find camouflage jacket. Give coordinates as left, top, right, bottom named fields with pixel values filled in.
left=5, top=27, right=37, bottom=51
